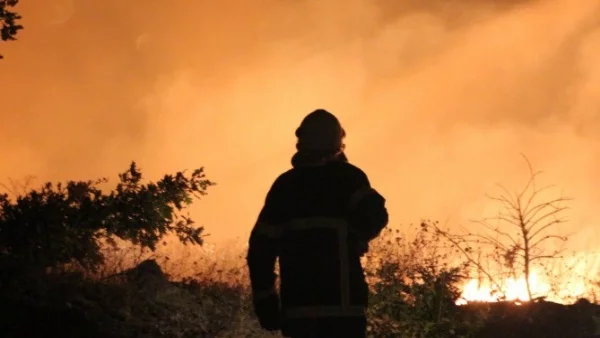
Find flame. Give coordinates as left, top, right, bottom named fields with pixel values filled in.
left=457, top=271, right=551, bottom=305
left=456, top=253, right=600, bottom=305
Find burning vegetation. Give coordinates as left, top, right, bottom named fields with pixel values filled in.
left=439, top=155, right=575, bottom=305
left=1, top=160, right=600, bottom=338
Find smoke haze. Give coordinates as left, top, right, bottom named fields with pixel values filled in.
left=2, top=0, right=600, bottom=251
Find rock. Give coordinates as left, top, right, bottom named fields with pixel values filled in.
left=121, top=259, right=170, bottom=296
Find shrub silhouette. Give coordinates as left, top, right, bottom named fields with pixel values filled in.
left=365, top=222, right=482, bottom=337
left=0, top=0, right=23, bottom=59
left=436, top=155, right=571, bottom=302
left=0, top=162, right=214, bottom=271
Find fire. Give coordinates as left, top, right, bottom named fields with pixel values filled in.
left=456, top=253, right=600, bottom=305
left=457, top=271, right=552, bottom=305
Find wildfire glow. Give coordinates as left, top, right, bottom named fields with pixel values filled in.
left=458, top=272, right=551, bottom=305
left=456, top=252, right=600, bottom=305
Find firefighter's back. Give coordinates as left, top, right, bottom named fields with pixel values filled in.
left=247, top=109, right=388, bottom=338
left=276, top=160, right=370, bottom=338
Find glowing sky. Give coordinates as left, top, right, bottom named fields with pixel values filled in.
left=2, top=0, right=600, bottom=250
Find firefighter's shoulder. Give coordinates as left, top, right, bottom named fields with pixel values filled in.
left=331, top=161, right=370, bottom=185
left=267, top=168, right=296, bottom=193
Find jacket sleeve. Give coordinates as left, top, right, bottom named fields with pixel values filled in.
left=347, top=173, right=389, bottom=242
left=246, top=178, right=284, bottom=301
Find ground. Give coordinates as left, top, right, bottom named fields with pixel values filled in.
left=463, top=299, right=600, bottom=338
left=2, top=259, right=600, bottom=338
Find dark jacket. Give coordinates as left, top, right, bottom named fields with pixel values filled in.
left=247, top=155, right=388, bottom=336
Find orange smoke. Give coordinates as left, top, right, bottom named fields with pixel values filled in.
left=2, top=0, right=600, bottom=266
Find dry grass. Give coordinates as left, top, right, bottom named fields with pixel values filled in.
left=3, top=224, right=600, bottom=338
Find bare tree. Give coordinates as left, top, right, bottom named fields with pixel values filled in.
left=437, top=154, right=571, bottom=301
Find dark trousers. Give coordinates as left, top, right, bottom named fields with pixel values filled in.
left=282, top=316, right=367, bottom=338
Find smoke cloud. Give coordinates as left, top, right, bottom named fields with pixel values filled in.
left=2, top=0, right=600, bottom=250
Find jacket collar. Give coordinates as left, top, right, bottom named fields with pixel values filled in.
left=291, top=151, right=348, bottom=168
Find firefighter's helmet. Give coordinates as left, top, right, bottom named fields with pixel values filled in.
left=295, top=109, right=346, bottom=153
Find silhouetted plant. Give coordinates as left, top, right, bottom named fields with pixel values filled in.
left=365, top=222, right=482, bottom=338
left=0, top=162, right=215, bottom=271
left=436, top=155, right=571, bottom=301
left=0, top=0, right=22, bottom=59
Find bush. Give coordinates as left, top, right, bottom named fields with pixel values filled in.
left=0, top=157, right=595, bottom=337
left=364, top=221, right=483, bottom=338
left=0, top=0, right=23, bottom=59
left=0, top=162, right=214, bottom=272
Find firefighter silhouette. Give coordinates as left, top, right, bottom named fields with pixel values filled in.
left=247, top=109, right=389, bottom=338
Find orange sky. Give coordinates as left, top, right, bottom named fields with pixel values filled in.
left=2, top=0, right=600, bottom=251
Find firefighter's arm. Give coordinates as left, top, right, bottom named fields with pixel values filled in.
left=347, top=178, right=389, bottom=243
left=246, top=180, right=283, bottom=331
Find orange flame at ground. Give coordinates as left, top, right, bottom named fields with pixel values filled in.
left=458, top=272, right=552, bottom=305
left=457, top=253, right=600, bottom=305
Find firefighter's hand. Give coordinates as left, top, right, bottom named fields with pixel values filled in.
left=253, top=292, right=281, bottom=332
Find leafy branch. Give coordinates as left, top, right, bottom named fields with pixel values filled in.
left=0, top=162, right=215, bottom=271
left=1, top=0, right=23, bottom=59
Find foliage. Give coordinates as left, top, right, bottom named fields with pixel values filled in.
left=364, top=221, right=483, bottom=338
left=0, top=221, right=597, bottom=338
left=0, top=155, right=586, bottom=337
left=0, top=244, right=276, bottom=338
left=436, top=155, right=571, bottom=301
left=0, top=0, right=22, bottom=59
left=0, top=162, right=215, bottom=271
